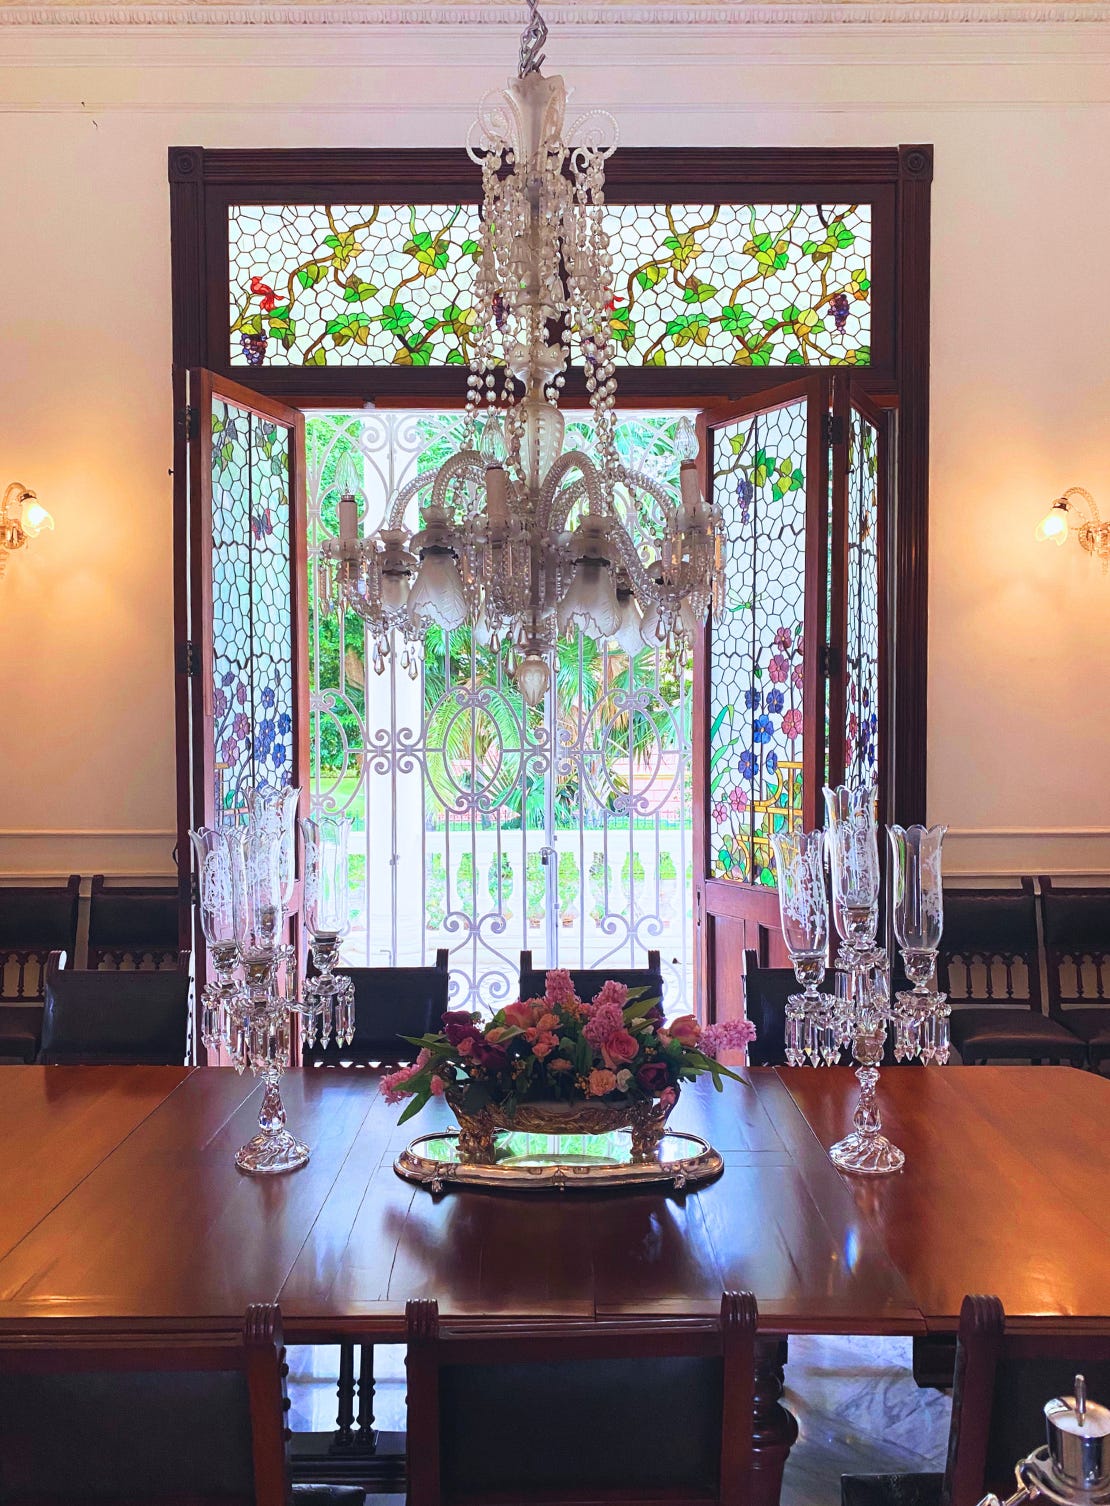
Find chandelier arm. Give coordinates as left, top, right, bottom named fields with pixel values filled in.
left=426, top=449, right=485, bottom=523
left=608, top=526, right=665, bottom=606
left=538, top=449, right=605, bottom=530
left=1063, top=486, right=1099, bottom=524
left=386, top=468, right=440, bottom=532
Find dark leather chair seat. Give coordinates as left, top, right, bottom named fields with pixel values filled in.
left=38, top=951, right=190, bottom=1066
left=842, top=1475, right=943, bottom=1506
left=0, top=1006, right=40, bottom=1063
left=292, top=1488, right=366, bottom=1504
left=950, top=1006, right=1086, bottom=1063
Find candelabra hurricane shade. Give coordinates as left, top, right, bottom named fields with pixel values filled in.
left=821, top=784, right=905, bottom=1176
left=299, top=814, right=356, bottom=1054
left=190, top=788, right=354, bottom=1177
left=770, top=830, right=837, bottom=1067
left=889, top=824, right=950, bottom=1064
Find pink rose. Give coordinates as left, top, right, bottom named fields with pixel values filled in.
left=669, top=1014, right=702, bottom=1048
left=532, top=1031, right=558, bottom=1060
left=588, top=1068, right=617, bottom=1097
left=636, top=1059, right=671, bottom=1096
left=502, top=1001, right=537, bottom=1030
left=601, top=1029, right=639, bottom=1069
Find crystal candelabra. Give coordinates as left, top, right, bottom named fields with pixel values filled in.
left=772, top=787, right=950, bottom=1177
left=190, top=788, right=355, bottom=1175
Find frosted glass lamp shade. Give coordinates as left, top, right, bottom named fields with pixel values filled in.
left=408, top=550, right=468, bottom=630
left=514, top=653, right=551, bottom=707
left=613, top=594, right=645, bottom=656
left=557, top=560, right=621, bottom=638
left=21, top=500, right=53, bottom=537
left=1036, top=503, right=1070, bottom=545
left=189, top=827, right=247, bottom=951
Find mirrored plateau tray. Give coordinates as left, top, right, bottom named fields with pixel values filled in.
left=394, top=1129, right=723, bottom=1193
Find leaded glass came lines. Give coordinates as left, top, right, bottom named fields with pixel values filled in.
left=605, top=203, right=871, bottom=368
left=845, top=408, right=880, bottom=787
left=229, top=202, right=872, bottom=370
left=210, top=399, right=294, bottom=817
left=708, top=400, right=808, bottom=886
left=230, top=204, right=483, bottom=368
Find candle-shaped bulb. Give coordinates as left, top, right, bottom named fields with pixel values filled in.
left=338, top=493, right=358, bottom=545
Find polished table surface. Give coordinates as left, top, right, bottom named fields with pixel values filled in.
left=0, top=1065, right=1107, bottom=1338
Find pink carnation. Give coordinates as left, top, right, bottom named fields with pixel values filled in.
left=592, top=979, right=629, bottom=1010
left=428, top=1074, right=446, bottom=1097
left=700, top=1018, right=757, bottom=1059
left=544, top=969, right=578, bottom=1007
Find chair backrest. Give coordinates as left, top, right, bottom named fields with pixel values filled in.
left=88, top=875, right=185, bottom=971
left=39, top=950, right=191, bottom=1065
left=0, top=1305, right=288, bottom=1506
left=937, top=880, right=1042, bottom=1011
left=0, top=876, right=80, bottom=1003
left=1038, top=877, right=1110, bottom=1016
left=742, top=950, right=791, bottom=1066
left=405, top=1292, right=757, bottom=1506
left=943, top=1295, right=1110, bottom=1506
left=303, top=949, right=450, bottom=1067
left=517, top=949, right=664, bottom=1009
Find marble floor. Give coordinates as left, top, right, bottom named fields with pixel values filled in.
left=288, top=1332, right=951, bottom=1505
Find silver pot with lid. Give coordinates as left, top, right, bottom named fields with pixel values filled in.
left=979, top=1374, right=1110, bottom=1505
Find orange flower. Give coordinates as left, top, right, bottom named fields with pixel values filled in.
left=587, top=1068, right=618, bottom=1097
left=549, top=1057, right=573, bottom=1072
left=668, top=1014, right=702, bottom=1048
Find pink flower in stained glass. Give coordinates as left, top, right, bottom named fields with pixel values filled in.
left=713, top=801, right=728, bottom=824
left=213, top=690, right=228, bottom=717
left=773, top=627, right=793, bottom=652
left=233, top=713, right=250, bottom=740
left=728, top=787, right=749, bottom=813
left=782, top=708, right=803, bottom=740
left=767, top=654, right=790, bottom=684
left=236, top=684, right=248, bottom=706
left=792, top=663, right=805, bottom=690
left=221, top=737, right=239, bottom=765
left=848, top=712, right=859, bottom=738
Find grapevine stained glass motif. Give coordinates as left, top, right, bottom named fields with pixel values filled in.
left=845, top=407, right=880, bottom=787
left=229, top=202, right=871, bottom=370
left=708, top=400, right=808, bottom=885
left=210, top=399, right=295, bottom=818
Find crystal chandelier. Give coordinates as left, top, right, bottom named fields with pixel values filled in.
left=322, top=0, right=724, bottom=706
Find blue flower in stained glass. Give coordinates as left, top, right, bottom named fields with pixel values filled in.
left=277, top=712, right=292, bottom=735
left=767, top=689, right=784, bottom=714
left=752, top=715, right=774, bottom=745
left=261, top=686, right=276, bottom=708
left=739, top=751, right=757, bottom=780
left=744, top=688, right=762, bottom=710
left=271, top=744, right=286, bottom=767
left=766, top=752, right=779, bottom=774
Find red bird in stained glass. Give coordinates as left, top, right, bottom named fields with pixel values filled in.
left=250, top=276, right=278, bottom=313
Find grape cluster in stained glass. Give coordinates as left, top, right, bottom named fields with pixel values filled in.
left=229, top=201, right=871, bottom=370
left=708, top=400, right=808, bottom=885
left=605, top=203, right=870, bottom=368
left=845, top=408, right=880, bottom=788
left=229, top=204, right=483, bottom=368
left=210, top=398, right=294, bottom=817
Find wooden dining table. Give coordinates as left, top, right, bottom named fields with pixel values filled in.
left=1, top=1062, right=1108, bottom=1504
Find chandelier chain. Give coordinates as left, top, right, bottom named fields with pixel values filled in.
left=518, top=0, right=548, bottom=76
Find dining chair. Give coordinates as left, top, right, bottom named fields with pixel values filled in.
left=38, top=948, right=191, bottom=1065
left=842, top=1294, right=1110, bottom=1506
left=87, top=874, right=185, bottom=971
left=742, top=950, right=907, bottom=1069
left=939, top=880, right=1085, bottom=1065
left=0, top=875, right=80, bottom=1062
left=517, top=948, right=664, bottom=1008
left=302, top=950, right=450, bottom=1068
left=405, top=1291, right=758, bottom=1506
left=0, top=1303, right=364, bottom=1506
left=1039, top=876, right=1110, bottom=1071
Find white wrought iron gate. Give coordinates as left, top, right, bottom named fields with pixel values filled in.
left=306, top=411, right=694, bottom=1015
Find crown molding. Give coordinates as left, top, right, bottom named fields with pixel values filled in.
left=2, top=1, right=1109, bottom=21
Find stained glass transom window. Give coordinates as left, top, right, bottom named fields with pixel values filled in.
left=708, top=400, right=808, bottom=885
left=845, top=407, right=880, bottom=787
left=228, top=202, right=871, bottom=370
left=210, top=398, right=294, bottom=817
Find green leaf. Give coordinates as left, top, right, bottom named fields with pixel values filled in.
left=343, top=281, right=378, bottom=303
left=239, top=314, right=263, bottom=336
left=446, top=349, right=465, bottom=365
left=786, top=350, right=804, bottom=365
left=396, top=1092, right=429, bottom=1126
left=379, top=302, right=415, bottom=333
left=635, top=263, right=668, bottom=292
left=682, top=281, right=718, bottom=305
left=720, top=304, right=754, bottom=333
left=296, top=262, right=328, bottom=289
left=644, top=349, right=667, bottom=366
left=305, top=349, right=327, bottom=366
left=326, top=312, right=372, bottom=336
left=461, top=238, right=481, bottom=257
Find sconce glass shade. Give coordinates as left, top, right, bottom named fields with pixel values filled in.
left=557, top=559, right=622, bottom=639
left=242, top=822, right=285, bottom=952
left=21, top=499, right=53, bottom=537
left=247, top=784, right=300, bottom=910
left=823, top=783, right=881, bottom=953
left=613, top=593, right=646, bottom=657
left=1036, top=502, right=1070, bottom=546
left=888, top=824, right=947, bottom=952
left=300, top=814, right=351, bottom=937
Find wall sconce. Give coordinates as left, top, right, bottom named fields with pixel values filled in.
left=1036, top=487, right=1110, bottom=571
left=0, top=482, right=54, bottom=578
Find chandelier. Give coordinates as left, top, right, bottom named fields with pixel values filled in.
left=323, top=1, right=724, bottom=706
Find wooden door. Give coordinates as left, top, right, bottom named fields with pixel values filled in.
left=173, top=371, right=308, bottom=991
left=693, top=379, right=831, bottom=1021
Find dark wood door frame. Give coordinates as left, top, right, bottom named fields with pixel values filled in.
left=169, top=143, right=932, bottom=991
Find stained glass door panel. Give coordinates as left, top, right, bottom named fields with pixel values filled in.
left=844, top=401, right=882, bottom=790
left=186, top=369, right=308, bottom=837
left=693, top=379, right=829, bottom=1017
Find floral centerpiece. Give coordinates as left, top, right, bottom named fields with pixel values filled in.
left=383, top=970, right=756, bottom=1164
